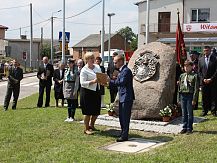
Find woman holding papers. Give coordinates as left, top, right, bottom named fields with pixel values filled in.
left=80, top=52, right=102, bottom=135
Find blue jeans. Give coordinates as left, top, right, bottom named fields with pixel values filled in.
left=180, top=93, right=194, bottom=131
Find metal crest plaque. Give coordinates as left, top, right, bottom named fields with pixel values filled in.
left=132, top=50, right=159, bottom=82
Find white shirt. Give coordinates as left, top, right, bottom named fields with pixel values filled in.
left=80, top=64, right=101, bottom=91
left=60, top=69, right=63, bottom=79
left=119, top=65, right=125, bottom=72
left=205, top=55, right=210, bottom=68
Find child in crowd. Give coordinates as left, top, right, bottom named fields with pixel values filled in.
left=177, top=60, right=199, bottom=134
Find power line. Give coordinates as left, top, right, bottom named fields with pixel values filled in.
left=7, top=19, right=50, bottom=32
left=56, top=19, right=137, bottom=26
left=33, top=8, right=46, bottom=20
left=0, top=4, right=28, bottom=10
left=57, top=0, right=102, bottom=20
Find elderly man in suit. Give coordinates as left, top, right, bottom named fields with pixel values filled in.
left=198, top=46, right=217, bottom=116
left=53, top=62, right=65, bottom=107
left=37, top=56, right=54, bottom=108
left=109, top=54, right=135, bottom=142
left=4, top=59, right=23, bottom=111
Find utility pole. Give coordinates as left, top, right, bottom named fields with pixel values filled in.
left=101, top=0, right=105, bottom=66
left=145, top=0, right=150, bottom=44
left=108, top=13, right=115, bottom=63
left=19, top=27, right=22, bottom=38
left=51, top=10, right=61, bottom=65
left=40, top=27, right=43, bottom=67
left=30, top=3, right=33, bottom=68
left=124, top=37, right=127, bottom=51
left=62, top=0, right=66, bottom=63
left=51, top=16, right=54, bottom=64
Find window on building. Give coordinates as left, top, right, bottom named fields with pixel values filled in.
left=191, top=8, right=210, bottom=22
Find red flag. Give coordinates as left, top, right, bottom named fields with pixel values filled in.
left=176, top=12, right=187, bottom=66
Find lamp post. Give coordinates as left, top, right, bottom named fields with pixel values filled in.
left=62, top=0, right=66, bottom=63
left=51, top=10, right=61, bottom=65
left=107, top=13, right=115, bottom=63
left=101, top=0, right=105, bottom=66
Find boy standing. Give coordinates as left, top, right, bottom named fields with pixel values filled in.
left=178, top=60, right=199, bottom=134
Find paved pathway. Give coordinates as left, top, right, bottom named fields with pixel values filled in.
left=95, top=114, right=206, bottom=134
left=0, top=73, right=38, bottom=105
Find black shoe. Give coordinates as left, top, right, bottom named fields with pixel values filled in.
left=180, top=129, right=187, bottom=134
left=37, top=105, right=42, bottom=108
left=3, top=107, right=8, bottom=111
left=116, top=137, right=128, bottom=142
left=12, top=107, right=16, bottom=110
left=200, top=112, right=207, bottom=116
left=45, top=105, right=50, bottom=107
left=186, top=130, right=193, bottom=135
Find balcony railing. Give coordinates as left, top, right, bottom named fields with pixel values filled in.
left=140, top=23, right=180, bottom=33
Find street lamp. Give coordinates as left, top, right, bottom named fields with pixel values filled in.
left=62, top=0, right=66, bottom=64
left=51, top=9, right=61, bottom=65
left=107, top=13, right=115, bottom=63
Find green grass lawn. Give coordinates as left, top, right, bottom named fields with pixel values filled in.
left=0, top=89, right=217, bottom=162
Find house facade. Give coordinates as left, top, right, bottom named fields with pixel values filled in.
left=72, top=33, right=130, bottom=60
left=6, top=39, right=41, bottom=69
left=0, top=25, right=8, bottom=40
left=135, top=0, right=217, bottom=52
left=0, top=25, right=8, bottom=56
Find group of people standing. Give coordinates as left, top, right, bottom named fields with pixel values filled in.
left=35, top=53, right=134, bottom=141
left=177, top=46, right=217, bottom=134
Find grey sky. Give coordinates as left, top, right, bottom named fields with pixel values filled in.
left=1, top=0, right=138, bottom=46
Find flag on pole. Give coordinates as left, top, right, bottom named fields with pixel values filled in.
left=176, top=11, right=187, bottom=66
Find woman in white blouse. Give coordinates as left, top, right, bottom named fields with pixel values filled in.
left=80, top=52, right=102, bottom=135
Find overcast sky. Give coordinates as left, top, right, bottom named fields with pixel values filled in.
left=1, top=0, right=139, bottom=46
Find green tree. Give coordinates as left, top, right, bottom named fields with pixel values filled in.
left=40, top=43, right=51, bottom=59
left=117, top=26, right=137, bottom=51
left=130, top=35, right=138, bottom=51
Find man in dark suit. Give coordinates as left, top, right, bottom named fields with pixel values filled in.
left=107, top=52, right=119, bottom=103
left=53, top=62, right=65, bottom=107
left=4, top=59, right=23, bottom=111
left=198, top=46, right=217, bottom=116
left=109, top=54, right=135, bottom=142
left=37, top=56, right=54, bottom=108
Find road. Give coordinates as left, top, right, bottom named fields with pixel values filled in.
left=0, top=73, right=39, bottom=106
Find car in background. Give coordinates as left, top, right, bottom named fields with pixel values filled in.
left=100, top=49, right=133, bottom=71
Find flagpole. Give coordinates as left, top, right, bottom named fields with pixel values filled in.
left=176, top=8, right=187, bottom=67
left=145, top=0, right=150, bottom=44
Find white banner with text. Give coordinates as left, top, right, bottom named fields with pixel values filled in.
left=183, top=23, right=217, bottom=32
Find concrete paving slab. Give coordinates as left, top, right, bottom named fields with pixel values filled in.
left=95, top=114, right=206, bottom=134
left=101, top=138, right=166, bottom=153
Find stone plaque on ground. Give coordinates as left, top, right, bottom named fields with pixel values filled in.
left=100, top=138, right=166, bottom=153
left=113, top=42, right=176, bottom=120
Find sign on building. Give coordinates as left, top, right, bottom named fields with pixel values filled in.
left=22, top=51, right=27, bottom=60
left=184, top=23, right=217, bottom=32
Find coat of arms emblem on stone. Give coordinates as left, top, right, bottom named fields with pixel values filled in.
left=132, top=50, right=159, bottom=82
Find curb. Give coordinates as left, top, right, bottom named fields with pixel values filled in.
left=0, top=72, right=37, bottom=82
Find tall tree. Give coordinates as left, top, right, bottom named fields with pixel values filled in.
left=117, top=26, right=137, bottom=51
left=40, top=43, right=51, bottom=59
